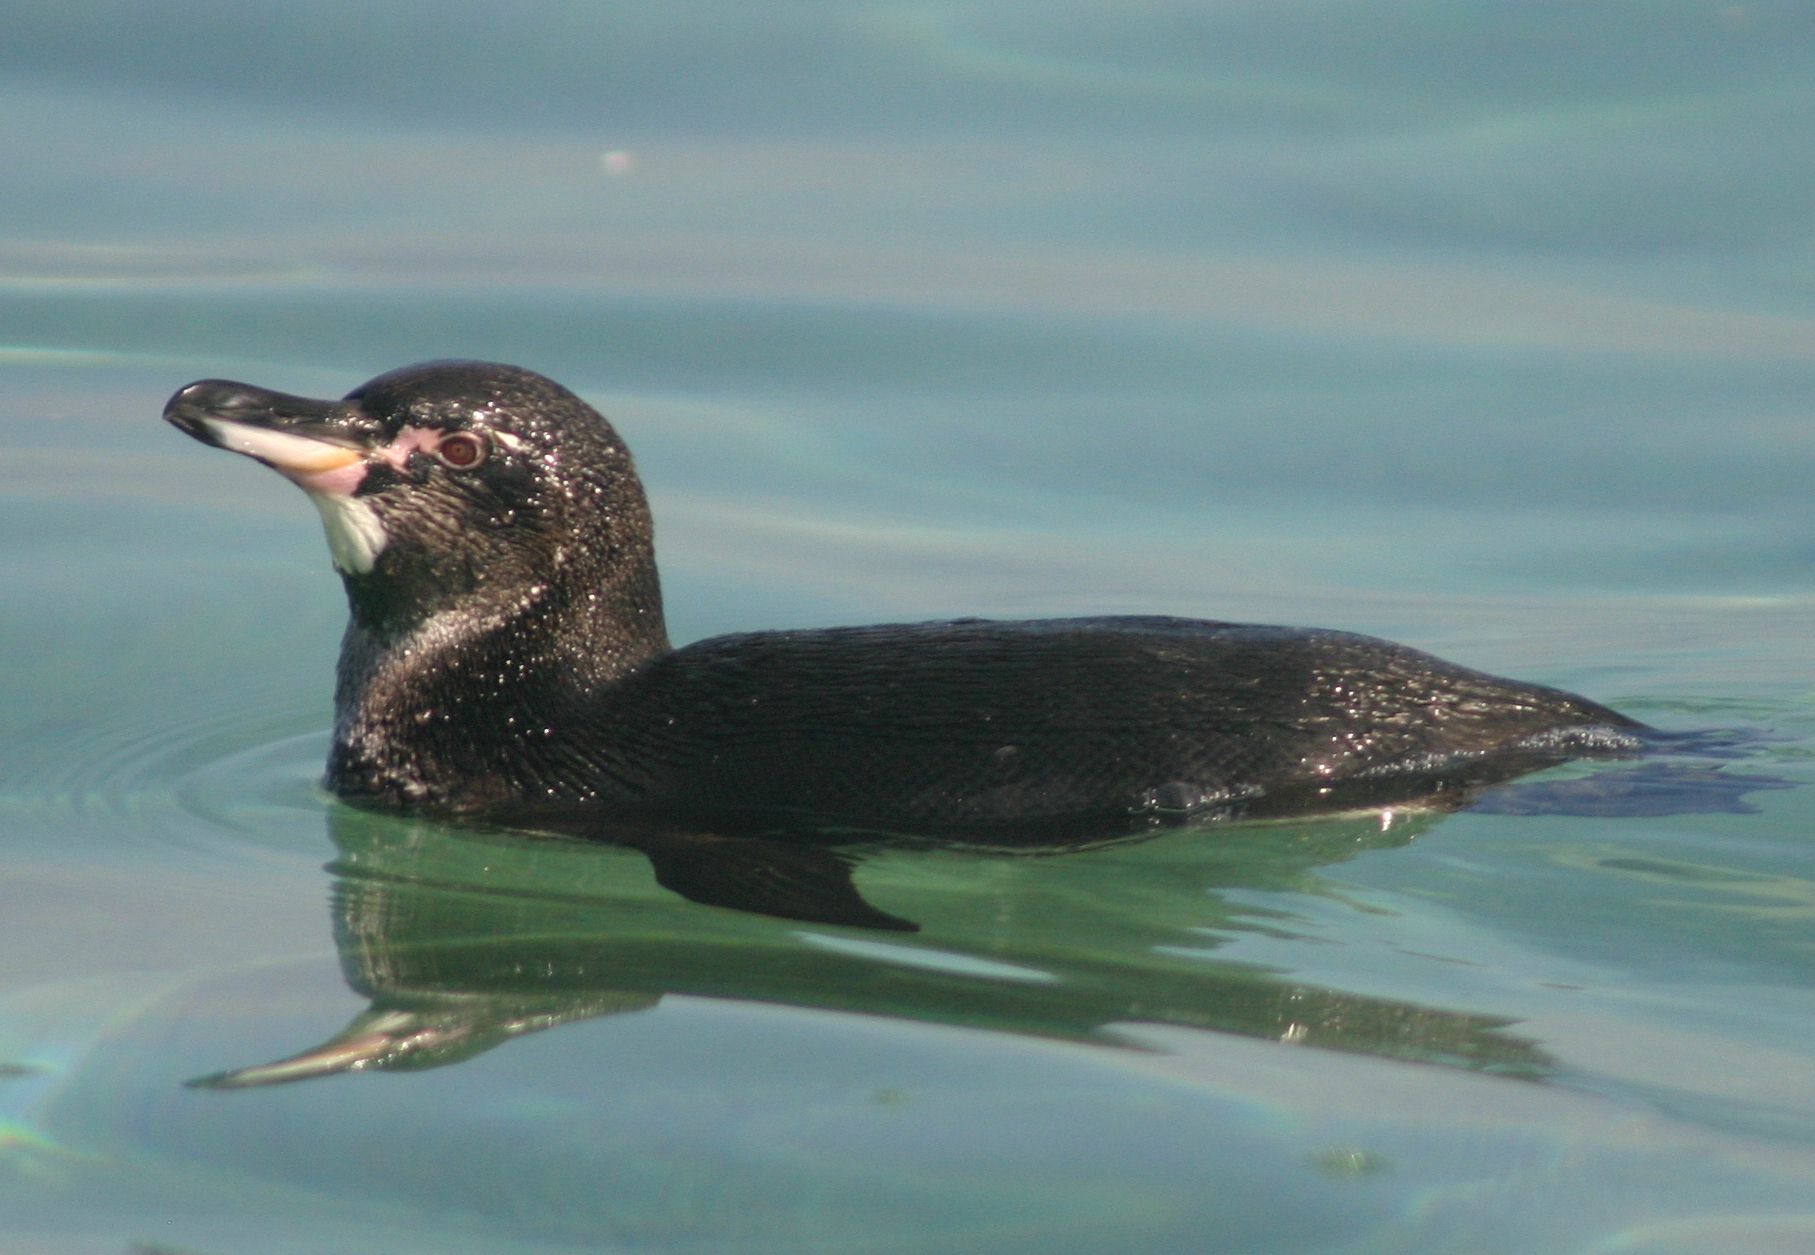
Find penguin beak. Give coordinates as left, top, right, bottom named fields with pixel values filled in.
left=165, top=377, right=393, bottom=574
left=163, top=379, right=377, bottom=496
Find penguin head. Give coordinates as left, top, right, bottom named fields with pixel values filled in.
left=165, top=360, right=659, bottom=636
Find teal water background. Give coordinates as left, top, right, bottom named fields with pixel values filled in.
left=3, top=4, right=1814, bottom=1251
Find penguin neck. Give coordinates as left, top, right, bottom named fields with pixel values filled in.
left=327, top=560, right=670, bottom=810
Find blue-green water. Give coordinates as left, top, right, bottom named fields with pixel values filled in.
left=4, top=4, right=1814, bottom=1251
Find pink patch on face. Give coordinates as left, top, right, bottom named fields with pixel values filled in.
left=288, top=459, right=369, bottom=496
left=278, top=426, right=476, bottom=496
left=375, top=426, right=444, bottom=471
left=292, top=426, right=444, bottom=496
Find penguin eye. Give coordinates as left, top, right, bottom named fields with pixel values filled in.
left=433, top=431, right=488, bottom=470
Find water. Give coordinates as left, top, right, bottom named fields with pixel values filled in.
left=4, top=3, right=1814, bottom=1250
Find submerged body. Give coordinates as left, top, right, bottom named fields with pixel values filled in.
left=165, top=361, right=1643, bottom=850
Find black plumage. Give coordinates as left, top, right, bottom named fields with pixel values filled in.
left=165, top=361, right=1644, bottom=921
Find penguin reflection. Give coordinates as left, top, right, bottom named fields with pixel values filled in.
left=194, top=801, right=1566, bottom=1088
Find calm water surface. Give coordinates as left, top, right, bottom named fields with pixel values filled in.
left=4, top=4, right=1814, bottom=1251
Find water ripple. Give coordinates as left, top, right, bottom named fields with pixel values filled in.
left=6, top=695, right=331, bottom=869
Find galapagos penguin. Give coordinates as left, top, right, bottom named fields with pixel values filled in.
left=165, top=361, right=1645, bottom=927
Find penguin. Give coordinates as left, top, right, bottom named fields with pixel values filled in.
left=165, top=360, right=1646, bottom=928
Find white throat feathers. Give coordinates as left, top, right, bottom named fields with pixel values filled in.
left=308, top=491, right=388, bottom=574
